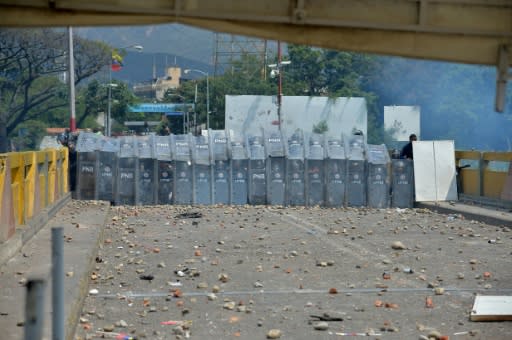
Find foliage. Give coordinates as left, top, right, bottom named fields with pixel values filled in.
left=10, top=120, right=48, bottom=151
left=0, top=28, right=110, bottom=151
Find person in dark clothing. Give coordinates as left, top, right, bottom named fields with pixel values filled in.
left=68, top=140, right=77, bottom=192
left=400, top=134, right=417, bottom=159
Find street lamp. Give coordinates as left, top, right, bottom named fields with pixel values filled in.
left=184, top=69, right=209, bottom=131
left=107, top=44, right=143, bottom=136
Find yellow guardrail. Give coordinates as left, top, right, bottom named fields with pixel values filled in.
left=455, top=150, right=512, bottom=200
left=0, top=148, right=68, bottom=242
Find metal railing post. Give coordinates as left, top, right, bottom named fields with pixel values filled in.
left=24, top=279, right=46, bottom=340
left=52, top=227, right=64, bottom=340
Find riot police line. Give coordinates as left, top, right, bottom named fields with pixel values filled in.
left=73, top=129, right=415, bottom=208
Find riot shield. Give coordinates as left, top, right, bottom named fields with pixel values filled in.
left=347, top=134, right=367, bottom=207
left=229, top=133, right=248, bottom=205
left=75, top=132, right=100, bottom=200
left=115, top=136, right=137, bottom=206
left=154, top=135, right=173, bottom=205
left=285, top=131, right=305, bottom=206
left=391, top=159, right=414, bottom=208
left=248, top=134, right=266, bottom=205
left=367, top=144, right=390, bottom=208
left=136, top=135, right=156, bottom=206
left=192, top=135, right=212, bottom=205
left=172, top=134, right=193, bottom=205
left=325, top=138, right=347, bottom=207
left=96, top=137, right=119, bottom=202
left=210, top=130, right=230, bottom=204
left=265, top=130, right=286, bottom=205
left=306, top=133, right=325, bottom=206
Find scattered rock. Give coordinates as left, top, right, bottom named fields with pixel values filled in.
left=313, top=321, right=329, bottom=330
left=218, top=273, right=230, bottom=282
left=223, top=301, right=236, bottom=310
left=267, top=329, right=282, bottom=339
left=434, top=287, right=445, bottom=295
left=103, top=324, right=115, bottom=332
left=391, top=241, right=406, bottom=250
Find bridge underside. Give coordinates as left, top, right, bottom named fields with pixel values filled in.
left=1, top=0, right=511, bottom=109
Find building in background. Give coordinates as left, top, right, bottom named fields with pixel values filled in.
left=133, top=66, right=182, bottom=100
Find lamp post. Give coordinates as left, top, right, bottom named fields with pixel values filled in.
left=184, top=69, right=209, bottom=131
left=107, top=44, right=143, bottom=136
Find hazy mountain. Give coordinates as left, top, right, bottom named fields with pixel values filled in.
left=75, top=24, right=279, bottom=83
left=76, top=24, right=215, bottom=64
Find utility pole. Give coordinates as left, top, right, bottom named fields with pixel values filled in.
left=68, top=27, right=76, bottom=132
left=277, top=40, right=282, bottom=130
left=268, top=42, right=290, bottom=131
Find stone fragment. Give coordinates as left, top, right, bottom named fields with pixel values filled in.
left=434, top=287, right=445, bottom=295
left=219, top=273, right=229, bottom=282
left=103, top=324, right=115, bottom=332
left=313, top=321, right=329, bottom=330
left=223, top=301, right=236, bottom=310
left=391, top=241, right=406, bottom=250
left=267, top=329, right=282, bottom=339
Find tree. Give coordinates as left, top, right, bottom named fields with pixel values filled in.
left=0, top=29, right=110, bottom=152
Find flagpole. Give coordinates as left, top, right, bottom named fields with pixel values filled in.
left=107, top=45, right=143, bottom=137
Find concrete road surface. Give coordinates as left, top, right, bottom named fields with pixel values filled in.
left=74, top=205, right=512, bottom=339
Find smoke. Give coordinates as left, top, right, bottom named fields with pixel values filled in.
left=370, top=57, right=512, bottom=151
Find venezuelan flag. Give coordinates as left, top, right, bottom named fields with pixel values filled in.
left=111, top=51, right=123, bottom=72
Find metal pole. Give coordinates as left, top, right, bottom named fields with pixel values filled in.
left=68, top=27, right=76, bottom=132
left=24, top=279, right=46, bottom=340
left=206, top=73, right=210, bottom=131
left=277, top=40, right=282, bottom=131
left=107, top=63, right=112, bottom=137
left=194, top=84, right=198, bottom=135
left=52, top=227, right=64, bottom=340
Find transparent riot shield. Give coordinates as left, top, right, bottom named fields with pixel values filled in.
left=192, top=135, right=212, bottom=205
left=248, top=134, right=266, bottom=205
left=391, top=159, right=414, bottom=208
left=229, top=133, right=248, bottom=205
left=154, top=135, right=173, bottom=205
left=265, top=130, right=286, bottom=205
left=210, top=130, right=230, bottom=204
left=306, top=133, right=325, bottom=206
left=172, top=134, right=193, bottom=205
left=116, top=136, right=137, bottom=206
left=136, top=135, right=156, bottom=206
left=347, top=134, right=367, bottom=207
left=285, top=130, right=305, bottom=206
left=325, top=137, right=347, bottom=207
left=366, top=144, right=390, bottom=208
left=75, top=132, right=100, bottom=200
left=96, top=137, right=119, bottom=203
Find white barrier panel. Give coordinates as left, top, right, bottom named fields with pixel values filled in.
left=413, top=140, right=457, bottom=202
